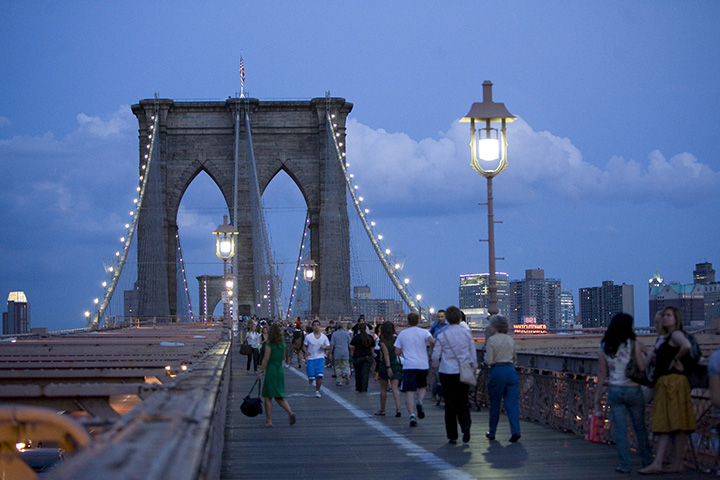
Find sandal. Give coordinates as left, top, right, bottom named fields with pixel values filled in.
left=374, top=410, right=386, bottom=416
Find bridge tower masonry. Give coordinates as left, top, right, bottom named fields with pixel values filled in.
left=131, top=97, right=353, bottom=320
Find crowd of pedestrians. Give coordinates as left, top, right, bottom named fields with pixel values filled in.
left=239, top=306, right=717, bottom=474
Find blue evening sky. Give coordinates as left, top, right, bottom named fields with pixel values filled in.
left=1, top=1, right=718, bottom=330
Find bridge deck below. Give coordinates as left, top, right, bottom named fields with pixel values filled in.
left=221, top=347, right=706, bottom=480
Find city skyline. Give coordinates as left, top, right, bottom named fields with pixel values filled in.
left=1, top=2, right=719, bottom=330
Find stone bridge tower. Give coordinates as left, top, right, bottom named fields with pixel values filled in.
left=131, top=97, right=353, bottom=320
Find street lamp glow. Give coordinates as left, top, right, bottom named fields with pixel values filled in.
left=302, top=259, right=318, bottom=282
left=213, top=215, right=238, bottom=261
left=460, top=80, right=516, bottom=177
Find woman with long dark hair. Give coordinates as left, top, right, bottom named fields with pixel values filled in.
left=257, top=323, right=296, bottom=427
left=376, top=321, right=402, bottom=417
left=594, top=313, right=652, bottom=473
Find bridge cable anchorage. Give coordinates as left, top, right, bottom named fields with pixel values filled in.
left=92, top=103, right=161, bottom=327
left=325, top=111, right=425, bottom=319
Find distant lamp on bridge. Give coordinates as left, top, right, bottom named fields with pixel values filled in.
left=460, top=80, right=516, bottom=316
left=214, top=215, right=238, bottom=261
left=213, top=215, right=238, bottom=325
left=301, top=259, right=318, bottom=283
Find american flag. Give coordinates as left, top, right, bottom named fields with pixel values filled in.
left=239, top=57, right=245, bottom=88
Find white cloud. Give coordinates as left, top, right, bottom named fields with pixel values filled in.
left=0, top=116, right=11, bottom=127
left=346, top=117, right=720, bottom=212
left=75, top=105, right=133, bottom=138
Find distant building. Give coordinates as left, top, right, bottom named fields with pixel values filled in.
left=649, top=263, right=718, bottom=328
left=648, top=269, right=664, bottom=292
left=459, top=272, right=510, bottom=315
left=3, top=291, right=30, bottom=335
left=351, top=286, right=404, bottom=324
left=703, top=283, right=720, bottom=329
left=124, top=287, right=139, bottom=320
left=649, top=283, right=705, bottom=327
left=509, top=269, right=561, bottom=331
left=560, top=289, right=576, bottom=329
left=579, top=281, right=634, bottom=329
left=694, top=262, right=716, bottom=285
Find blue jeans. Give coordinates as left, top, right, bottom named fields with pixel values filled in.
left=608, top=385, right=653, bottom=470
left=487, top=364, right=520, bottom=436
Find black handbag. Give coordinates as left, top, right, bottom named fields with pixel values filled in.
left=240, top=343, right=253, bottom=355
left=241, top=378, right=263, bottom=417
left=625, top=339, right=651, bottom=386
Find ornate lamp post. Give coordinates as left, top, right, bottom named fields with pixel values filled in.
left=461, top=81, right=516, bottom=316
left=213, top=215, right=238, bottom=326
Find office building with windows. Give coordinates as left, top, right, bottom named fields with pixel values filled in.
left=459, top=272, right=510, bottom=314
left=579, top=281, right=634, bottom=329
left=509, top=269, right=561, bottom=331
left=3, top=291, right=30, bottom=335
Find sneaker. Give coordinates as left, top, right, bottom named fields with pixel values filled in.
left=509, top=433, right=521, bottom=442
left=416, top=403, right=425, bottom=419
left=315, top=391, right=321, bottom=398
left=336, top=381, right=343, bottom=386
left=409, top=415, right=417, bottom=427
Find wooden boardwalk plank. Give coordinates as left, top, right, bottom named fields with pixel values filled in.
left=221, top=346, right=708, bottom=479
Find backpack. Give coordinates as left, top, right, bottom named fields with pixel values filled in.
left=682, top=332, right=707, bottom=389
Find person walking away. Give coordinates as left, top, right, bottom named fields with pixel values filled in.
left=292, top=321, right=305, bottom=368
left=283, top=322, right=294, bottom=367
left=376, top=321, right=402, bottom=417
left=246, top=324, right=262, bottom=372
left=484, top=315, right=521, bottom=442
left=638, top=306, right=695, bottom=475
left=429, top=309, right=448, bottom=404
left=593, top=313, right=653, bottom=473
left=303, top=320, right=331, bottom=397
left=394, top=312, right=435, bottom=427
left=331, top=321, right=352, bottom=386
left=350, top=323, right=375, bottom=392
left=431, top=306, right=476, bottom=444
left=257, top=323, right=296, bottom=427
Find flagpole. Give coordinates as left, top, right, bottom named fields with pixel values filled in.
left=239, top=53, right=245, bottom=98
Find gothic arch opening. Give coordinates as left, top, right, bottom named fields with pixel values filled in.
left=177, top=170, right=228, bottom=318
left=263, top=168, right=309, bottom=319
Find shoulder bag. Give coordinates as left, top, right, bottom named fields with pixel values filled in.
left=625, top=339, right=651, bottom=386
left=442, top=332, right=477, bottom=386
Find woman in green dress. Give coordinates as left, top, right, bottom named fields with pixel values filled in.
left=257, top=323, right=296, bottom=427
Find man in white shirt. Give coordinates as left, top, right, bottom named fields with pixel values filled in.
left=394, top=312, right=435, bottom=427
left=303, top=319, right=331, bottom=397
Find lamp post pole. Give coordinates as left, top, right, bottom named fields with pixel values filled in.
left=486, top=175, right=499, bottom=315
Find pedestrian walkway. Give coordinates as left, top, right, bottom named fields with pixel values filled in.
left=220, top=347, right=704, bottom=479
